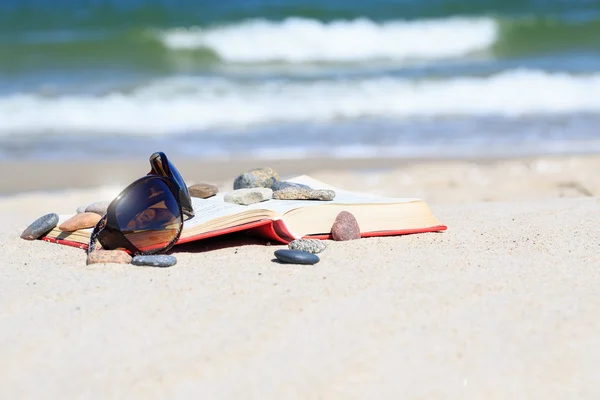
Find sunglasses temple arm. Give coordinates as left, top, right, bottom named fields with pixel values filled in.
left=87, top=216, right=106, bottom=254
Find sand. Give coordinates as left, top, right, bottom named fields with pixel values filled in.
left=2, top=154, right=600, bottom=398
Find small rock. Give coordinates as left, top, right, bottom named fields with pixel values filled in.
left=85, top=200, right=111, bottom=216
left=20, top=213, right=59, bottom=240
left=224, top=188, right=273, bottom=205
left=273, top=188, right=335, bottom=201
left=59, top=212, right=102, bottom=232
left=188, top=183, right=218, bottom=199
left=274, top=249, right=320, bottom=265
left=76, top=206, right=87, bottom=214
left=234, top=168, right=279, bottom=190
left=132, top=255, right=177, bottom=267
left=86, top=249, right=132, bottom=265
left=331, top=211, right=361, bottom=241
left=288, top=238, right=327, bottom=254
left=271, top=180, right=311, bottom=191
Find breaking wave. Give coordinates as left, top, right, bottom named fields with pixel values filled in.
left=2, top=69, right=599, bottom=135
left=159, top=17, right=498, bottom=63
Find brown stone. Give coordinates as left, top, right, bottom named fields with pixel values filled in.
left=188, top=183, right=218, bottom=198
left=59, top=212, right=102, bottom=232
left=331, top=211, right=361, bottom=241
left=86, top=249, right=132, bottom=265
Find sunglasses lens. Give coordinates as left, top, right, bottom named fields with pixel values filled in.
left=115, top=178, right=182, bottom=253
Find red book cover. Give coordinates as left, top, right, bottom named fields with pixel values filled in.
left=42, top=219, right=447, bottom=251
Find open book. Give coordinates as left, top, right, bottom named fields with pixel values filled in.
left=42, top=175, right=446, bottom=250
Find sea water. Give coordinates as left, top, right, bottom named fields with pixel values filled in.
left=1, top=0, right=600, bottom=161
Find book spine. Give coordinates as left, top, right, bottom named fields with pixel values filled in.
left=175, top=219, right=280, bottom=245
left=246, top=221, right=295, bottom=244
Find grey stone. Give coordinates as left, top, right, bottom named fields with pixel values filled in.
left=234, top=168, right=279, bottom=189
left=20, top=213, right=59, bottom=240
left=85, top=200, right=111, bottom=216
left=273, top=188, right=335, bottom=201
left=132, top=255, right=177, bottom=267
left=224, top=188, right=273, bottom=205
left=288, top=238, right=327, bottom=254
left=331, top=211, right=361, bottom=241
left=188, top=183, right=218, bottom=198
left=274, top=249, right=320, bottom=265
left=76, top=206, right=87, bottom=214
left=271, top=180, right=311, bottom=191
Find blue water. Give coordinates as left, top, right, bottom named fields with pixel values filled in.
left=1, top=0, right=600, bottom=161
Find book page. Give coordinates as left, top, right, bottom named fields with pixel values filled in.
left=247, top=175, right=421, bottom=215
left=185, top=196, right=250, bottom=229
left=283, top=175, right=406, bottom=197
left=287, top=175, right=420, bottom=201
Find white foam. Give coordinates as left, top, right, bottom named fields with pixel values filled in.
left=159, top=17, right=497, bottom=62
left=2, top=69, right=600, bottom=135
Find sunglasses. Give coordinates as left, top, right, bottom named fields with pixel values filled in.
left=88, top=152, right=194, bottom=256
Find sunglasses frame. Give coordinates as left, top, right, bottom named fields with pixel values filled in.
left=88, top=152, right=193, bottom=256
left=149, top=152, right=194, bottom=219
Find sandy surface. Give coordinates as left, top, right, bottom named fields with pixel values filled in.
left=2, top=155, right=600, bottom=398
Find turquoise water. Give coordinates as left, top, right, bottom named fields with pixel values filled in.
left=1, top=0, right=600, bottom=160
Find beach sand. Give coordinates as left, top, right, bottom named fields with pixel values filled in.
left=2, top=154, right=600, bottom=398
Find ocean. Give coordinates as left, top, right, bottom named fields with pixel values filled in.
left=1, top=0, right=600, bottom=161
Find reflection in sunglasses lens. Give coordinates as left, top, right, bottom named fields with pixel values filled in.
left=115, top=178, right=182, bottom=253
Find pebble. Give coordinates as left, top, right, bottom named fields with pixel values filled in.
left=288, top=238, right=327, bottom=254
left=233, top=167, right=279, bottom=190
left=132, top=255, right=177, bottom=267
left=224, top=188, right=273, bottom=205
left=85, top=200, right=111, bottom=216
left=20, top=213, right=59, bottom=240
left=59, top=212, right=102, bottom=232
left=271, top=180, right=311, bottom=191
left=188, top=183, right=218, bottom=198
left=76, top=206, right=87, bottom=214
left=274, top=249, right=320, bottom=265
left=86, top=249, right=132, bottom=265
left=331, top=211, right=361, bottom=241
left=273, top=188, right=335, bottom=201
